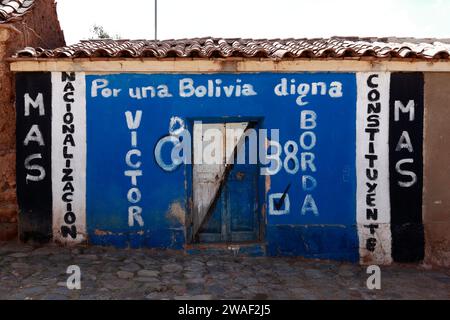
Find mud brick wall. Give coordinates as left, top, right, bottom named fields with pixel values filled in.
left=0, top=0, right=65, bottom=240
left=424, top=73, right=450, bottom=267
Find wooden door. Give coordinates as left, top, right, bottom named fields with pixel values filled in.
left=192, top=122, right=259, bottom=243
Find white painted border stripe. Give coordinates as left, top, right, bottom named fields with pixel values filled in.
left=51, top=72, right=87, bottom=243
left=356, top=72, right=392, bottom=265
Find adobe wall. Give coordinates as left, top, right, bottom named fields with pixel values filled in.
left=5, top=58, right=450, bottom=266
left=423, top=73, right=450, bottom=267
left=0, top=0, right=65, bottom=240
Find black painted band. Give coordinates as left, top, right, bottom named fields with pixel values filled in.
left=389, top=72, right=425, bottom=262
left=16, top=72, right=53, bottom=242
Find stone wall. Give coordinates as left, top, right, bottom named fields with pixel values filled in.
left=424, top=73, right=450, bottom=267
left=0, top=0, right=65, bottom=240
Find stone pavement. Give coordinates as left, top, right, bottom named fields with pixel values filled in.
left=0, top=241, right=449, bottom=300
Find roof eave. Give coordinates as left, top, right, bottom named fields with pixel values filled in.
left=9, top=56, right=450, bottom=73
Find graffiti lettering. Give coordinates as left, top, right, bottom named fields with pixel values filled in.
left=155, top=116, right=191, bottom=172
left=125, top=110, right=144, bottom=227
left=24, top=124, right=45, bottom=146
left=259, top=130, right=282, bottom=176
left=22, top=93, right=47, bottom=183
left=179, top=78, right=257, bottom=98
left=24, top=154, right=46, bottom=182
left=274, top=78, right=343, bottom=106
left=129, top=85, right=172, bottom=99
left=24, top=93, right=45, bottom=116
left=363, top=75, right=382, bottom=251
left=60, top=72, right=78, bottom=239
left=356, top=72, right=392, bottom=265
left=394, top=100, right=417, bottom=187
left=267, top=109, right=319, bottom=217
left=300, top=110, right=319, bottom=216
left=91, top=79, right=121, bottom=98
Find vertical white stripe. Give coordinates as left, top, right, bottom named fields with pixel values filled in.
left=356, top=72, right=392, bottom=265
left=52, top=72, right=87, bottom=244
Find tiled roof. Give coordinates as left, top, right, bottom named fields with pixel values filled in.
left=0, top=0, right=34, bottom=23
left=14, top=37, right=450, bottom=60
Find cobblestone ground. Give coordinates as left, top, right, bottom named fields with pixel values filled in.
left=0, top=241, right=449, bottom=300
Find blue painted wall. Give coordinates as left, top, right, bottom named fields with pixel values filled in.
left=85, top=73, right=358, bottom=261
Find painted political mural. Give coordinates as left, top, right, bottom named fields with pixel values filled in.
left=15, top=71, right=424, bottom=264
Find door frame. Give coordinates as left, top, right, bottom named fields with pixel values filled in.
left=185, top=117, right=266, bottom=245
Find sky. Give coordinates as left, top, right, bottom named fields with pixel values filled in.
left=56, top=0, right=450, bottom=45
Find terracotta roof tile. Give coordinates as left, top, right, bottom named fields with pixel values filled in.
left=14, top=37, right=450, bottom=60
left=0, top=0, right=34, bottom=23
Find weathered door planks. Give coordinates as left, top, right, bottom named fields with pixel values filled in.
left=192, top=122, right=259, bottom=243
